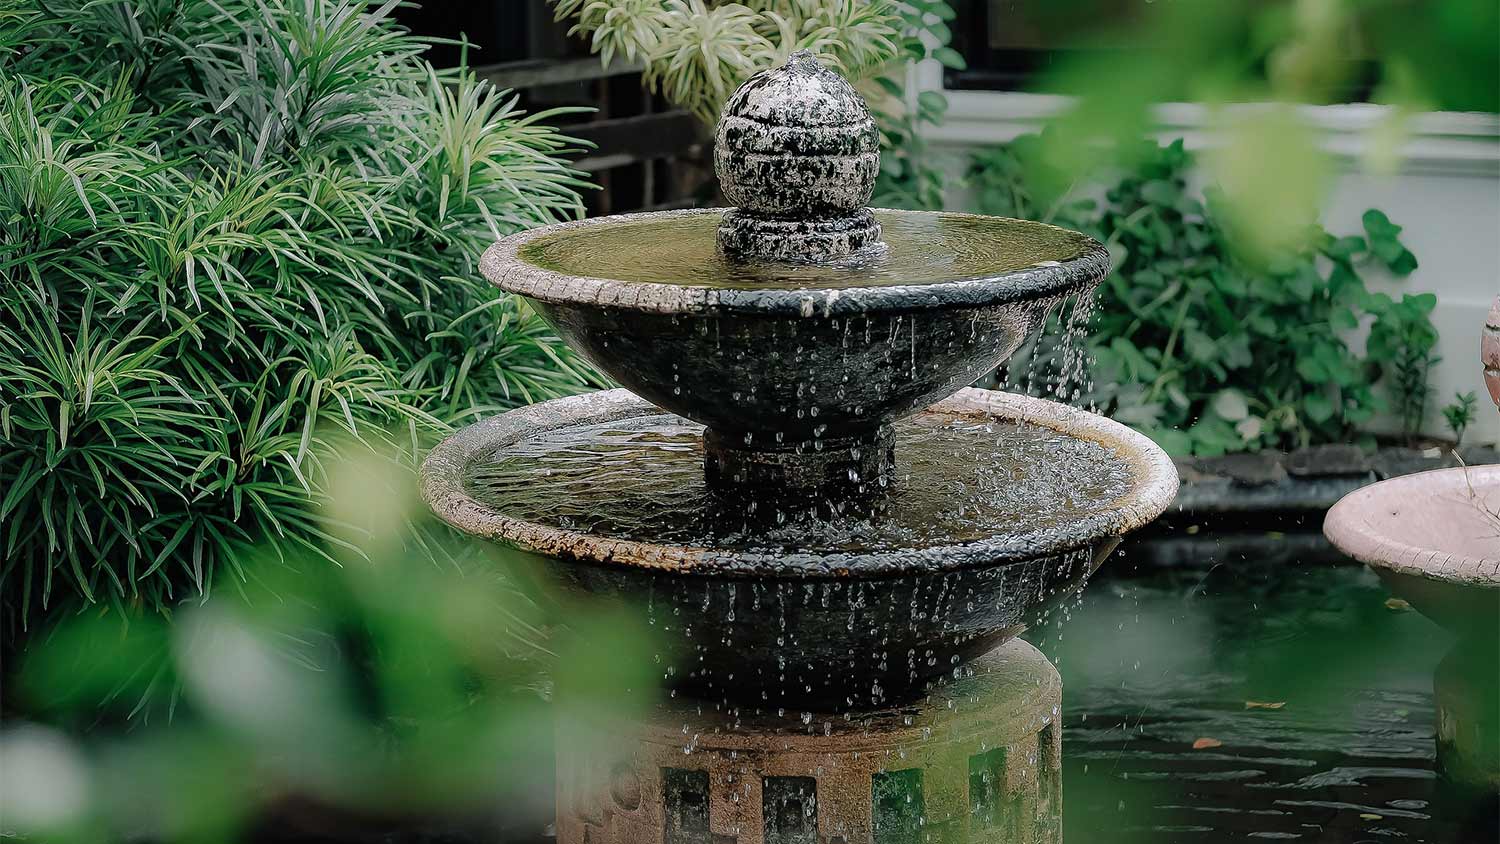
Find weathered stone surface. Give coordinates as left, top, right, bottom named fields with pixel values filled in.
left=556, top=639, right=1063, bottom=844
left=713, top=50, right=880, bottom=261
left=1371, top=447, right=1448, bottom=480
left=1171, top=476, right=1367, bottom=514
left=1192, top=452, right=1288, bottom=487
left=1285, top=444, right=1371, bottom=477
left=713, top=51, right=877, bottom=218
left=1434, top=638, right=1500, bottom=792
left=715, top=207, right=882, bottom=263
left=1324, top=464, right=1499, bottom=594
left=702, top=422, right=894, bottom=500
left=1167, top=443, right=1500, bottom=516
left=717, top=143, right=879, bottom=217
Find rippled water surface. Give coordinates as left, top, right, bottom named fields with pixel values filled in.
left=517, top=209, right=1094, bottom=289
left=1038, top=558, right=1489, bottom=843
left=464, top=411, right=1135, bottom=553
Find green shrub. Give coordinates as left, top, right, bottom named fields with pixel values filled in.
left=972, top=135, right=1437, bottom=457
left=0, top=0, right=604, bottom=632
left=550, top=0, right=961, bottom=210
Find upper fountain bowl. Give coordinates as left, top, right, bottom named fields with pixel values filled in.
left=481, top=208, right=1109, bottom=492
left=481, top=51, right=1109, bottom=495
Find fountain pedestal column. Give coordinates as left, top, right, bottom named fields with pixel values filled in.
left=555, top=639, right=1062, bottom=844
left=703, top=424, right=895, bottom=499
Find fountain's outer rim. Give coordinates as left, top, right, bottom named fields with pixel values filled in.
left=479, top=208, right=1110, bottom=317
left=1323, top=465, right=1500, bottom=586
left=420, top=387, right=1180, bottom=578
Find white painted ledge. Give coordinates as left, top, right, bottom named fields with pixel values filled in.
left=928, top=91, right=1500, bottom=177
left=917, top=85, right=1500, bottom=444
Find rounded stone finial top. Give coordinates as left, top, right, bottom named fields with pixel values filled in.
left=719, top=50, right=875, bottom=140
left=715, top=50, right=878, bottom=218
left=713, top=51, right=881, bottom=262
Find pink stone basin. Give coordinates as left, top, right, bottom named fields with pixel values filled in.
left=1324, top=465, right=1500, bottom=634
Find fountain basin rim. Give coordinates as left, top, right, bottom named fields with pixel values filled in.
left=1323, top=464, right=1500, bottom=586
left=480, top=208, right=1110, bottom=317
left=420, top=387, right=1179, bottom=579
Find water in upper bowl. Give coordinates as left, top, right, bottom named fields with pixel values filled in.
left=517, top=209, right=1096, bottom=289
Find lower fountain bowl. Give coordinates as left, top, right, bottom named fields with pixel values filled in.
left=539, top=537, right=1114, bottom=709
left=421, top=388, right=1178, bottom=709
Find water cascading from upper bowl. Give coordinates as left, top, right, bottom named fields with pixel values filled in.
left=422, top=50, right=1179, bottom=710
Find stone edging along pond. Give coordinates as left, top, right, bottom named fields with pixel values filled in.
left=1169, top=443, right=1500, bottom=516
left=1127, top=443, right=1500, bottom=566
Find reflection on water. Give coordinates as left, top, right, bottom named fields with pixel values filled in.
left=1039, top=556, right=1497, bottom=843
left=518, top=209, right=1093, bottom=289
left=467, top=412, right=1133, bottom=553
left=556, top=639, right=1062, bottom=843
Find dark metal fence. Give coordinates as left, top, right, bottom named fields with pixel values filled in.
left=399, top=1, right=712, bottom=216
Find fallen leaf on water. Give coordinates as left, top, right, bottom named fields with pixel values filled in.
left=1385, top=597, right=1411, bottom=611
left=1360, top=813, right=1383, bottom=821
left=1245, top=701, right=1286, bottom=710
left=1192, top=737, right=1222, bottom=749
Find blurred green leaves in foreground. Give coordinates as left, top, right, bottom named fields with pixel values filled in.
left=2, top=444, right=661, bottom=843
left=975, top=135, right=1436, bottom=457
left=1012, top=0, right=1497, bottom=260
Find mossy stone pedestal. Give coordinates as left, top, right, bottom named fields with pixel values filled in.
left=555, top=638, right=1062, bottom=844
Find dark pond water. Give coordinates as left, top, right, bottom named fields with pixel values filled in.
left=1031, top=553, right=1494, bottom=844
left=531, top=550, right=1493, bottom=844
left=242, top=547, right=1495, bottom=844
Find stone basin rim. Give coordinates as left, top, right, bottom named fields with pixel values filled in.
left=480, top=208, right=1111, bottom=317
left=420, top=387, right=1180, bottom=579
left=1323, top=464, right=1500, bottom=586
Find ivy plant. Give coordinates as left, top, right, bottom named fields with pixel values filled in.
left=972, top=135, right=1437, bottom=457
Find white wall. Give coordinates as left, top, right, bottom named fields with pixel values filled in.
left=924, top=88, right=1500, bottom=446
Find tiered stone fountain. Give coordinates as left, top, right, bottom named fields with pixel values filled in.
left=423, top=52, right=1177, bottom=842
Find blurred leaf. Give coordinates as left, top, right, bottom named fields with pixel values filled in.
left=1143, top=427, right=1194, bottom=457
left=932, top=46, right=966, bottom=70
left=1211, top=389, right=1250, bottom=422
left=1206, top=107, right=1330, bottom=261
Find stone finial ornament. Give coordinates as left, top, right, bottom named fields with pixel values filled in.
left=713, top=50, right=881, bottom=262
left=1484, top=295, right=1499, bottom=409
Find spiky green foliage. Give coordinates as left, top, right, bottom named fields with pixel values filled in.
left=0, top=0, right=604, bottom=631
left=551, top=0, right=961, bottom=209
left=552, top=0, right=905, bottom=124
